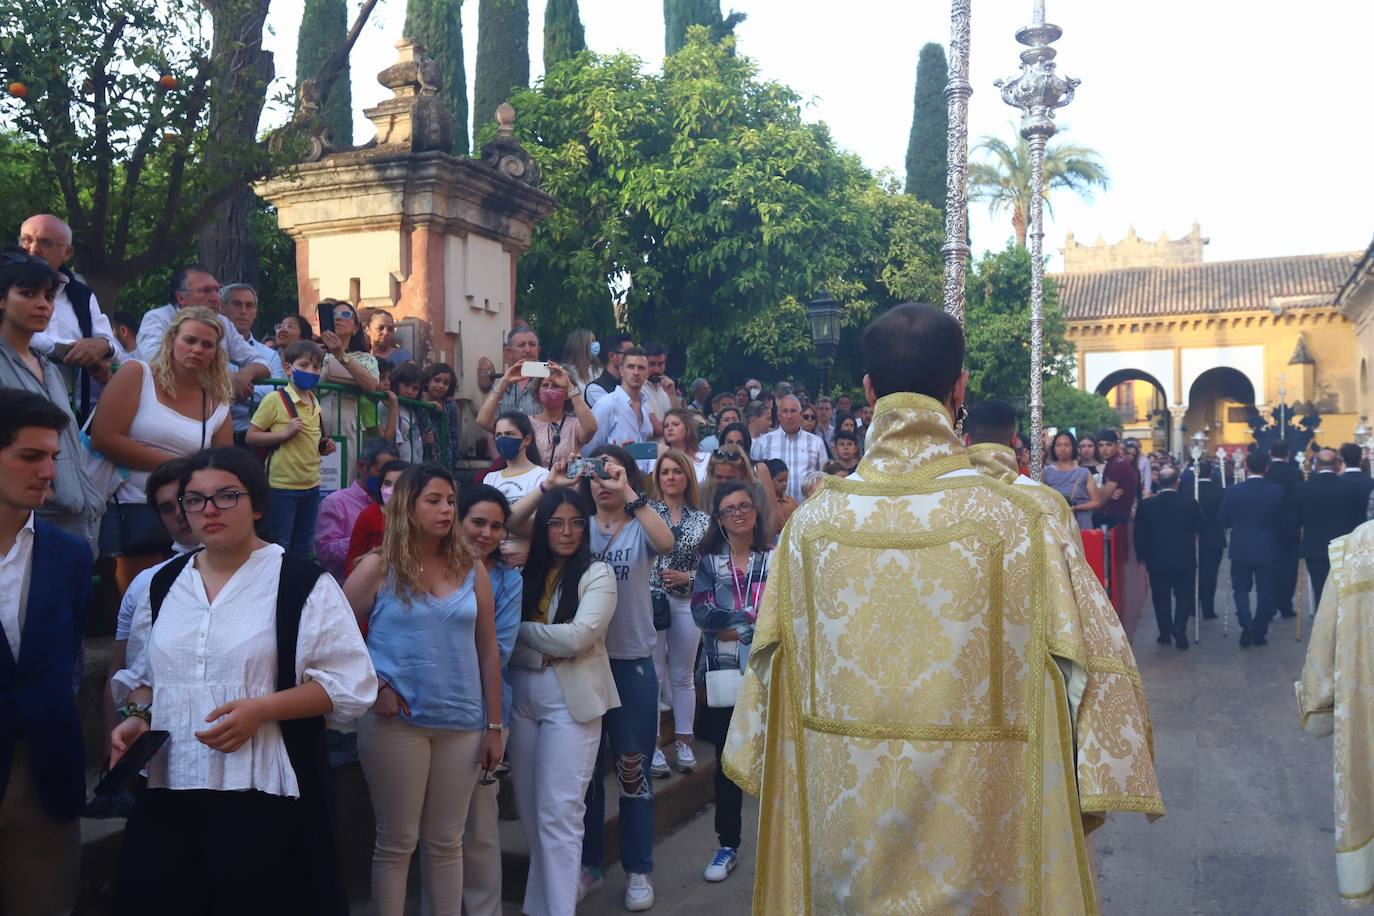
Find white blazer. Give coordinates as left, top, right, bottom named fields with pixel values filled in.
left=512, top=562, right=621, bottom=723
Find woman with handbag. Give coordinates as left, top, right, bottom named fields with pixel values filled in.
left=1044, top=430, right=1102, bottom=530
left=691, top=481, right=772, bottom=885
left=90, top=306, right=233, bottom=592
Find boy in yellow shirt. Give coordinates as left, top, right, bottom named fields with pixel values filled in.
left=246, top=340, right=335, bottom=556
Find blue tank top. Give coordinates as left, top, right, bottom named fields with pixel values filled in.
left=366, top=567, right=485, bottom=730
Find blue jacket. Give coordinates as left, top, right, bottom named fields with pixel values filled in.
left=0, top=520, right=91, bottom=821
left=1219, top=476, right=1286, bottom=564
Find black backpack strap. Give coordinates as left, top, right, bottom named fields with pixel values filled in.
left=148, top=551, right=200, bottom=625
left=62, top=270, right=97, bottom=418
left=273, top=553, right=348, bottom=916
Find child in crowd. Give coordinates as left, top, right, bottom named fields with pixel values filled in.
left=390, top=363, right=425, bottom=462
left=246, top=340, right=334, bottom=558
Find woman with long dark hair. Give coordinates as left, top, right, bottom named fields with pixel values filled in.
left=1044, top=430, right=1101, bottom=530
left=508, top=486, right=617, bottom=916
left=111, top=447, right=376, bottom=915
left=691, top=481, right=773, bottom=885
left=344, top=464, right=503, bottom=916
left=419, top=362, right=464, bottom=472
left=482, top=411, right=548, bottom=569
left=658, top=408, right=710, bottom=482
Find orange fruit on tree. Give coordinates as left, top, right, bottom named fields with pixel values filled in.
left=157, top=74, right=178, bottom=90
left=6, top=82, right=27, bottom=98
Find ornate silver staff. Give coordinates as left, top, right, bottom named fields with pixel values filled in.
left=942, top=0, right=973, bottom=324
left=1190, top=431, right=1205, bottom=644
left=996, top=0, right=1077, bottom=481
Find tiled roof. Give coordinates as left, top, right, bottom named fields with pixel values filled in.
left=1052, top=252, right=1360, bottom=321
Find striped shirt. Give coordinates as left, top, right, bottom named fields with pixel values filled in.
left=751, top=427, right=827, bottom=500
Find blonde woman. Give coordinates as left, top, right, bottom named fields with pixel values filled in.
left=657, top=408, right=710, bottom=482
left=344, top=464, right=504, bottom=916
left=91, top=306, right=233, bottom=591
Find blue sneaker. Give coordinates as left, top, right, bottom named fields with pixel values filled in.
left=704, top=847, right=738, bottom=882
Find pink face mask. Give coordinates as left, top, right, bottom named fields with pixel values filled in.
left=380, top=484, right=395, bottom=505
left=538, top=388, right=566, bottom=410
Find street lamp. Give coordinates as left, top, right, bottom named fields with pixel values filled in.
left=806, top=292, right=843, bottom=398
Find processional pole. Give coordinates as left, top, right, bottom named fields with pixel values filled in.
left=997, top=0, right=1078, bottom=481
left=942, top=0, right=973, bottom=325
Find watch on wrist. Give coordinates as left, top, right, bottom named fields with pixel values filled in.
left=104, top=342, right=116, bottom=360
left=117, top=702, right=152, bottom=724
left=486, top=722, right=503, bottom=731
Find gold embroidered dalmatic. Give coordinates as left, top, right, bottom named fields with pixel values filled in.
left=723, top=394, right=1163, bottom=915
left=1297, top=520, right=1374, bottom=907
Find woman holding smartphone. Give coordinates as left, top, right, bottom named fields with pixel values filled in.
left=110, top=447, right=377, bottom=915
left=318, top=298, right=379, bottom=466
left=344, top=464, right=504, bottom=916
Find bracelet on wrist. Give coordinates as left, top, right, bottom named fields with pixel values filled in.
left=117, top=702, right=152, bottom=724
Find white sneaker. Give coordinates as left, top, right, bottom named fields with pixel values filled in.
left=624, top=872, right=655, bottom=911
left=675, top=740, right=697, bottom=772
left=704, top=847, right=738, bottom=882
left=651, top=747, right=671, bottom=778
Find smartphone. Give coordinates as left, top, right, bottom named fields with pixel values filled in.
left=625, top=442, right=658, bottom=461
left=94, top=729, right=170, bottom=796
left=568, top=456, right=609, bottom=479
left=521, top=361, right=551, bottom=378
left=316, top=301, right=336, bottom=336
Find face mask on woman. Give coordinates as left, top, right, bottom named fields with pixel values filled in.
left=380, top=483, right=395, bottom=505
left=589, top=340, right=601, bottom=358
left=495, top=436, right=524, bottom=461
left=538, top=388, right=567, bottom=411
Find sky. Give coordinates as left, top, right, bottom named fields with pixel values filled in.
left=261, top=0, right=1374, bottom=271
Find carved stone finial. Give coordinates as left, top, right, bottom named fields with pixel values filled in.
left=480, top=103, right=541, bottom=188
left=495, top=102, right=516, bottom=136
left=1289, top=333, right=1315, bottom=366
left=363, top=38, right=453, bottom=153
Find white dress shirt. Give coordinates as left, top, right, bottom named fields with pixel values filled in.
left=585, top=386, right=656, bottom=474
left=751, top=427, right=827, bottom=501
left=0, top=514, right=36, bottom=661
left=30, top=274, right=117, bottom=355
left=135, top=304, right=269, bottom=369
left=113, top=544, right=377, bottom=798
left=230, top=334, right=285, bottom=433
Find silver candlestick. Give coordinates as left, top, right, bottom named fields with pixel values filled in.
left=942, top=0, right=973, bottom=324
left=996, top=0, right=1078, bottom=481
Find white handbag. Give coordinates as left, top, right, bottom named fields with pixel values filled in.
left=79, top=407, right=127, bottom=503
left=705, top=668, right=744, bottom=708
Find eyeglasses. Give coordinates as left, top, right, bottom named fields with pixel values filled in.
left=712, top=449, right=745, bottom=462
left=801, top=413, right=816, bottom=421
left=479, top=760, right=511, bottom=785
left=180, top=489, right=247, bottom=513
left=546, top=517, right=588, bottom=532
left=718, top=503, right=756, bottom=518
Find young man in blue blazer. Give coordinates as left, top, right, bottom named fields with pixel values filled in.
left=0, top=388, right=94, bottom=914
left=1220, top=450, right=1287, bottom=648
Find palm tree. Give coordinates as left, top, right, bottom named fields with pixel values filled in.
left=968, top=126, right=1109, bottom=248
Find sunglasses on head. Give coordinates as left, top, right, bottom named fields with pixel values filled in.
left=712, top=449, right=745, bottom=462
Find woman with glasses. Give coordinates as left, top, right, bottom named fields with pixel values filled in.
left=691, top=481, right=773, bottom=885
left=273, top=314, right=314, bottom=349
left=343, top=464, right=504, bottom=916
left=482, top=411, right=548, bottom=568
left=111, top=447, right=376, bottom=915
left=91, top=306, right=234, bottom=592
left=658, top=408, right=710, bottom=482
left=418, top=362, right=464, bottom=472
left=648, top=450, right=709, bottom=777
left=507, top=486, right=617, bottom=916
left=508, top=446, right=673, bottom=911
left=456, top=484, right=523, bottom=916
left=318, top=299, right=380, bottom=471
left=702, top=445, right=779, bottom=539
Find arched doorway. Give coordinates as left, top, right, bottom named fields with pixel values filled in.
left=1185, top=367, right=1256, bottom=450
left=1094, top=369, right=1171, bottom=453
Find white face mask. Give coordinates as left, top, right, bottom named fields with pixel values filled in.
left=748, top=387, right=760, bottom=400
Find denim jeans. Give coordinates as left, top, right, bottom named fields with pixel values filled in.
left=268, top=487, right=320, bottom=559
left=582, top=657, right=658, bottom=875
left=1231, top=559, right=1275, bottom=637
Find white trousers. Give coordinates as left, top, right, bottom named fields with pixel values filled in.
left=653, top=593, right=701, bottom=736
left=508, top=666, right=602, bottom=916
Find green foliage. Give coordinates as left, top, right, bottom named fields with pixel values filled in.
left=474, top=0, right=529, bottom=135
left=969, top=125, right=1109, bottom=247
left=406, top=0, right=468, bottom=154
left=1044, top=377, right=1119, bottom=436
left=542, top=0, right=586, bottom=73
left=298, top=0, right=352, bottom=146
left=664, top=0, right=746, bottom=55
left=506, top=32, right=943, bottom=388
left=964, top=244, right=1072, bottom=401
left=0, top=132, right=61, bottom=237
left=904, top=42, right=948, bottom=208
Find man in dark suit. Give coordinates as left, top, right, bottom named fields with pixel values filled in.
left=1191, top=460, right=1227, bottom=619
left=1298, top=448, right=1365, bottom=609
left=1265, top=440, right=1303, bottom=618
left=1340, top=442, right=1373, bottom=518
left=1134, top=466, right=1201, bottom=649
left=0, top=390, right=93, bottom=914
left=1220, top=450, right=1286, bottom=648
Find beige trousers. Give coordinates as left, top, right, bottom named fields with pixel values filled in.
left=0, top=740, right=80, bottom=916
left=358, top=713, right=484, bottom=916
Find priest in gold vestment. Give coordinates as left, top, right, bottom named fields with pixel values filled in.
left=723, top=304, right=1163, bottom=914
left=1297, top=519, right=1374, bottom=907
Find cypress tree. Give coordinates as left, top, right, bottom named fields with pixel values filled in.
left=904, top=42, right=948, bottom=208
left=664, top=0, right=745, bottom=56
left=543, top=0, right=586, bottom=73
left=405, top=0, right=469, bottom=154
left=474, top=0, right=529, bottom=137
left=296, top=0, right=352, bottom=146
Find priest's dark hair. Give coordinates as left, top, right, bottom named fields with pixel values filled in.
left=862, top=302, right=965, bottom=400
left=965, top=399, right=1018, bottom=446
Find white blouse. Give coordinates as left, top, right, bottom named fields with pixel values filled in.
left=113, top=544, right=377, bottom=798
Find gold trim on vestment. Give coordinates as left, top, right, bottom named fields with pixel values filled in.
left=1052, top=656, right=1099, bottom=913
left=801, top=714, right=1027, bottom=742
left=1026, top=514, right=1048, bottom=912
left=1078, top=793, right=1167, bottom=816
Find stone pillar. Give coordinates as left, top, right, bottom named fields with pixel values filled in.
left=1169, top=404, right=1188, bottom=462
left=257, top=40, right=555, bottom=427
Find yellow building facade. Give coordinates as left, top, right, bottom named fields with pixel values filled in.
left=1053, top=227, right=1362, bottom=456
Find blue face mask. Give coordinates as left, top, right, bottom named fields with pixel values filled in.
left=364, top=475, right=382, bottom=499
left=291, top=369, right=321, bottom=391
left=495, top=436, right=524, bottom=460
left=589, top=340, right=601, bottom=357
